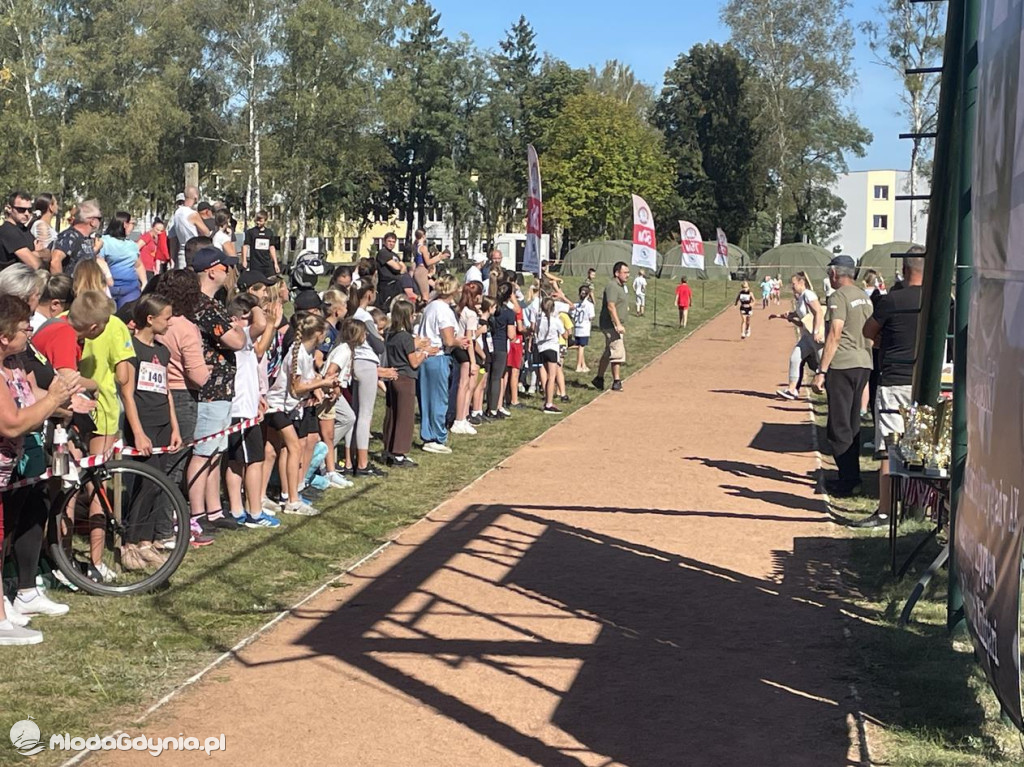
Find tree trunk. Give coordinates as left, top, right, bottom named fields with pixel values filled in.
left=404, top=172, right=416, bottom=245
left=416, top=171, right=427, bottom=235
left=10, top=10, right=43, bottom=184
left=909, top=139, right=919, bottom=243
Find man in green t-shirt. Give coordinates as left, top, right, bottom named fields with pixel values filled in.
left=814, top=255, right=873, bottom=496
left=593, top=261, right=630, bottom=391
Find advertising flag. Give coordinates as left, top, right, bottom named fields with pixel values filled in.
left=631, top=195, right=657, bottom=270
left=715, top=227, right=729, bottom=267
left=524, top=145, right=542, bottom=276
left=679, top=221, right=705, bottom=270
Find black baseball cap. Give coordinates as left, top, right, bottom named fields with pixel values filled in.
left=293, top=290, right=322, bottom=311
left=192, top=246, right=238, bottom=272
left=237, top=270, right=279, bottom=290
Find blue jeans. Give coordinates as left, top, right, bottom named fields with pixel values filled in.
left=417, top=353, right=452, bottom=445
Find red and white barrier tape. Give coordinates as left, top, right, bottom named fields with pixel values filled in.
left=7, top=416, right=263, bottom=489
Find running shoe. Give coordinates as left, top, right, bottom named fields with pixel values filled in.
left=421, top=441, right=453, bottom=454
left=207, top=514, right=243, bottom=532
left=542, top=405, right=563, bottom=414
left=326, top=471, right=354, bottom=488
left=283, top=500, right=320, bottom=516
left=245, top=512, right=282, bottom=529
left=776, top=389, right=798, bottom=400
left=498, top=407, right=511, bottom=417
left=353, top=464, right=388, bottom=478
left=262, top=497, right=281, bottom=515
left=450, top=420, right=477, bottom=435
left=15, top=589, right=70, bottom=617
left=591, top=376, right=605, bottom=390
left=0, top=622, right=42, bottom=646
left=3, top=597, right=31, bottom=627
left=386, top=455, right=418, bottom=468
left=467, top=414, right=483, bottom=426
left=611, top=380, right=623, bottom=391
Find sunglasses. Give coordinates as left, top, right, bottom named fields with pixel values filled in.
left=11, top=205, right=32, bottom=214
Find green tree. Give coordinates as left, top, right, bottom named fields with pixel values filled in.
left=544, top=91, right=672, bottom=241
left=587, top=60, right=654, bottom=118
left=654, top=42, right=766, bottom=243
left=722, top=0, right=871, bottom=245
left=862, top=0, right=945, bottom=241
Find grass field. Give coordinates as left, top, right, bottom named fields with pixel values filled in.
left=810, top=395, right=1022, bottom=766
left=0, top=276, right=740, bottom=767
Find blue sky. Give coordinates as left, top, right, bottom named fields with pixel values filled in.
left=431, top=0, right=912, bottom=171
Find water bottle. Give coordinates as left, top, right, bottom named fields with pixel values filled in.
left=52, top=424, right=70, bottom=477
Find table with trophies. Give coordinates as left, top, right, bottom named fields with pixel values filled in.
left=887, top=399, right=953, bottom=577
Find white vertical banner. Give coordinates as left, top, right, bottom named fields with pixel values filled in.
left=631, top=194, right=657, bottom=270
left=523, top=145, right=542, bottom=276
left=715, top=227, right=729, bottom=267
left=679, top=221, right=705, bottom=269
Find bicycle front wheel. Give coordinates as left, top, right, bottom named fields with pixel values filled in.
left=48, top=458, right=191, bottom=596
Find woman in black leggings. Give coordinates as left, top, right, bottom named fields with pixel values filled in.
left=485, top=282, right=517, bottom=419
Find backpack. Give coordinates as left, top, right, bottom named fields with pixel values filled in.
left=290, top=249, right=326, bottom=290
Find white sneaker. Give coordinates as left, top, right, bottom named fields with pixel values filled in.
left=326, top=471, right=354, bottom=488
left=91, top=562, right=116, bottom=583
left=422, top=441, right=453, bottom=454
left=3, top=597, right=30, bottom=627
left=498, top=407, right=511, bottom=417
left=16, top=589, right=70, bottom=617
left=0, top=620, right=42, bottom=645
left=450, top=421, right=477, bottom=436
left=283, top=500, right=321, bottom=516
left=262, top=497, right=281, bottom=516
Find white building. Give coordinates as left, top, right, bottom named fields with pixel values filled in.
left=824, top=170, right=930, bottom=257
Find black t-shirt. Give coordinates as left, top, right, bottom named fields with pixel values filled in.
left=244, top=226, right=275, bottom=274
left=0, top=221, right=34, bottom=270
left=20, top=344, right=56, bottom=390
left=385, top=330, right=418, bottom=379
left=872, top=285, right=922, bottom=386
left=376, top=248, right=401, bottom=287
left=489, top=306, right=516, bottom=349
left=129, top=338, right=172, bottom=429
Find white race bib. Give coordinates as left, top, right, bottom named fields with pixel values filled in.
left=254, top=237, right=270, bottom=251
left=138, top=361, right=168, bottom=394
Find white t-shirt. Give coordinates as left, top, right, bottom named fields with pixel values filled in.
left=231, top=333, right=260, bottom=418
left=417, top=299, right=458, bottom=349
left=573, top=299, right=595, bottom=337
left=465, top=264, right=483, bottom=284
left=352, top=306, right=380, bottom=363
left=632, top=275, right=647, bottom=297
left=534, top=312, right=563, bottom=353
left=325, top=342, right=354, bottom=388
left=30, top=311, right=48, bottom=332
left=458, top=306, right=479, bottom=338
left=171, top=205, right=198, bottom=257
left=266, top=343, right=314, bottom=414
left=796, top=288, right=819, bottom=319
left=212, top=230, right=232, bottom=252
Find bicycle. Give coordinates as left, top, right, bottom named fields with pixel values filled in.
left=10, top=430, right=193, bottom=596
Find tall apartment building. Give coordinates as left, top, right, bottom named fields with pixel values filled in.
left=825, top=170, right=930, bottom=257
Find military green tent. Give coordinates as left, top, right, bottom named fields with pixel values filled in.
left=657, top=241, right=749, bottom=281
left=857, top=241, right=920, bottom=283
left=561, top=240, right=662, bottom=276
left=754, top=243, right=832, bottom=285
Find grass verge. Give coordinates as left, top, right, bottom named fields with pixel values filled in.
left=809, top=394, right=1022, bottom=766
left=0, top=276, right=738, bottom=767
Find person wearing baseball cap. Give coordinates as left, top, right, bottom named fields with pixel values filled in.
left=816, top=254, right=873, bottom=498
left=188, top=245, right=247, bottom=538
left=192, top=246, right=238, bottom=273
left=465, top=253, right=486, bottom=286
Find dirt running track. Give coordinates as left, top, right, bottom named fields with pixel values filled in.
left=95, top=308, right=865, bottom=767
